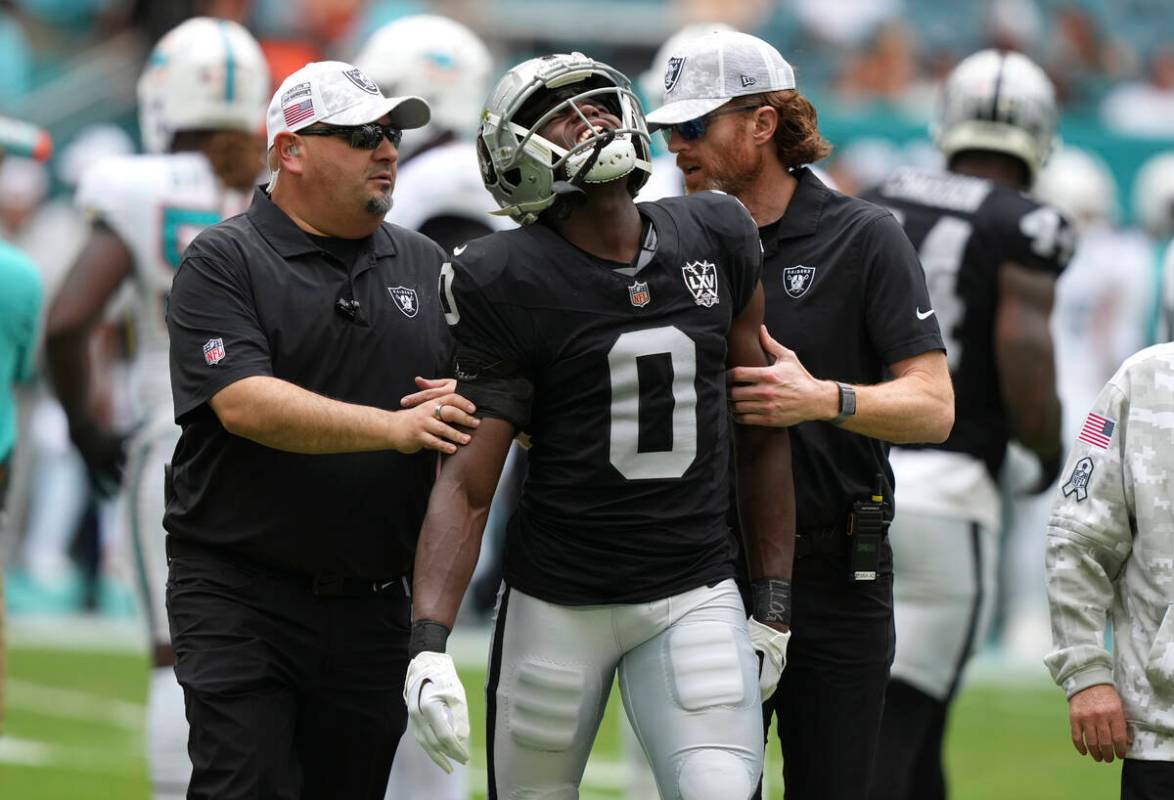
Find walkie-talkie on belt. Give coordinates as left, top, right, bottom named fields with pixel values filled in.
left=848, top=475, right=886, bottom=582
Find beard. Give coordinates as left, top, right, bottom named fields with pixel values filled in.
left=686, top=138, right=760, bottom=196
left=365, top=190, right=392, bottom=216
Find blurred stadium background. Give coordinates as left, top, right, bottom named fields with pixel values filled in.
left=0, top=0, right=1172, bottom=797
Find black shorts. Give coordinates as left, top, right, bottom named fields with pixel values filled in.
left=166, top=549, right=411, bottom=800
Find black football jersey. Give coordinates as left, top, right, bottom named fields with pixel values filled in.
left=442, top=191, right=762, bottom=605
left=863, top=166, right=1074, bottom=478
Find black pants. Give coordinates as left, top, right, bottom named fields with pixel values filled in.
left=755, top=539, right=895, bottom=800
left=1123, top=759, right=1174, bottom=799
left=870, top=679, right=948, bottom=800
left=166, top=550, right=411, bottom=800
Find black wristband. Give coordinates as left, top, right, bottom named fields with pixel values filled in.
left=751, top=578, right=792, bottom=626
left=408, top=620, right=451, bottom=658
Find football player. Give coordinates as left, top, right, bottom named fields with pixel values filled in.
left=43, top=18, right=269, bottom=798
left=400, top=52, right=796, bottom=800
left=861, top=50, right=1074, bottom=800
left=1002, top=147, right=1155, bottom=663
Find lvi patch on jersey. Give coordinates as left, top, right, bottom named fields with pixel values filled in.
left=202, top=338, right=226, bottom=366
left=388, top=286, right=419, bottom=318
left=783, top=265, right=815, bottom=299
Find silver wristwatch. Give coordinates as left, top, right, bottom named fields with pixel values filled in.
left=831, top=381, right=856, bottom=425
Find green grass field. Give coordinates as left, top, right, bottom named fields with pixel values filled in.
left=0, top=641, right=1122, bottom=799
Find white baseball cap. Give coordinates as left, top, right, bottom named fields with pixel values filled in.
left=266, top=60, right=431, bottom=148
left=644, top=31, right=796, bottom=129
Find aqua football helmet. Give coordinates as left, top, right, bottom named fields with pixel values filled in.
left=354, top=14, right=492, bottom=153
left=477, top=52, right=652, bottom=225
left=137, top=17, right=270, bottom=154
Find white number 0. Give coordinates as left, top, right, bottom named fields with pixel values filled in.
left=607, top=326, right=698, bottom=480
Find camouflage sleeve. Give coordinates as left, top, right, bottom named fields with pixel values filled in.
left=1044, top=380, right=1131, bottom=698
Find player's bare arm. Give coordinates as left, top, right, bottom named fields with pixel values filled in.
left=728, top=284, right=795, bottom=596
left=728, top=327, right=954, bottom=443
left=209, top=375, right=478, bottom=455
left=995, top=261, right=1062, bottom=458
left=411, top=418, right=515, bottom=628
left=45, top=222, right=134, bottom=491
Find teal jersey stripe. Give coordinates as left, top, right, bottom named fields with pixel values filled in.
left=218, top=20, right=235, bottom=102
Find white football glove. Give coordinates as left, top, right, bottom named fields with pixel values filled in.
left=403, top=651, right=470, bottom=774
left=748, top=616, right=790, bottom=702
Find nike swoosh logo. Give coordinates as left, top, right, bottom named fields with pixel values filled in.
left=916, top=307, right=935, bottom=320
left=453, top=244, right=468, bottom=255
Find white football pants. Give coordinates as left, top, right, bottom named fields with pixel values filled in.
left=889, top=509, right=998, bottom=701
left=125, top=426, right=191, bottom=797
left=486, top=579, right=763, bottom=800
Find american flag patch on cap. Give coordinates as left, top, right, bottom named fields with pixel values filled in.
left=1077, top=412, right=1115, bottom=449
left=283, top=99, right=315, bottom=127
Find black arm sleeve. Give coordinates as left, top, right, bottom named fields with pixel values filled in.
left=167, top=254, right=272, bottom=422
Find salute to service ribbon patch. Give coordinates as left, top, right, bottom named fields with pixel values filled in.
left=1076, top=412, right=1115, bottom=449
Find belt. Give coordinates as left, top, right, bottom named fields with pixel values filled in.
left=165, top=536, right=405, bottom=598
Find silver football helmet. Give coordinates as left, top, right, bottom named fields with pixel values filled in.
left=1133, top=151, right=1174, bottom=240
left=478, top=52, right=652, bottom=224
left=137, top=17, right=270, bottom=154
left=933, top=49, right=1058, bottom=183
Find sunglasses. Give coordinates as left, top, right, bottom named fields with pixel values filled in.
left=661, top=105, right=758, bottom=145
left=298, top=122, right=403, bottom=150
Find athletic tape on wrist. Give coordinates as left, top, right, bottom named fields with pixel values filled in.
left=751, top=577, right=792, bottom=626
left=409, top=620, right=451, bottom=658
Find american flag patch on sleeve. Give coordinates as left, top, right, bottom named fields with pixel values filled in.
left=1077, top=412, right=1115, bottom=449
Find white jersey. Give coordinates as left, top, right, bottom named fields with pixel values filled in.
left=384, top=140, right=512, bottom=233
left=1159, top=241, right=1174, bottom=342
left=636, top=154, right=685, bottom=203
left=1052, top=224, right=1155, bottom=442
left=75, top=152, right=250, bottom=426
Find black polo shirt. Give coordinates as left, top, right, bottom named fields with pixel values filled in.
left=761, top=168, right=943, bottom=531
left=164, top=188, right=451, bottom=578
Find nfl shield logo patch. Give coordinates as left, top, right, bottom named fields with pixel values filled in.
left=202, top=338, right=226, bottom=365
left=682, top=261, right=719, bottom=307
left=783, top=265, right=816, bottom=299
left=664, top=57, right=686, bottom=93
left=388, top=286, right=419, bottom=318
left=629, top=281, right=651, bottom=307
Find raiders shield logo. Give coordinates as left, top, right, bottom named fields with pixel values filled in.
left=629, top=281, right=651, bottom=308
left=682, top=261, right=719, bottom=307
left=388, top=286, right=419, bottom=318
left=343, top=67, right=380, bottom=95
left=783, top=265, right=816, bottom=299
left=664, top=57, right=686, bottom=93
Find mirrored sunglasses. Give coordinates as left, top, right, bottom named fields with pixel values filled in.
left=661, top=105, right=758, bottom=145
left=298, top=122, right=403, bottom=150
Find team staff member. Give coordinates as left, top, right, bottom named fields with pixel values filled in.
left=647, top=31, right=954, bottom=800
left=164, top=61, right=477, bottom=799
left=1046, top=343, right=1174, bottom=798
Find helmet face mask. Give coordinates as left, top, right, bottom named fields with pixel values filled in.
left=137, top=17, right=270, bottom=154
left=933, top=49, right=1058, bottom=184
left=478, top=53, right=652, bottom=225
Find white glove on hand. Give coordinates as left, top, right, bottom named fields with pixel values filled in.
left=748, top=616, right=791, bottom=702
left=403, top=651, right=470, bottom=774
